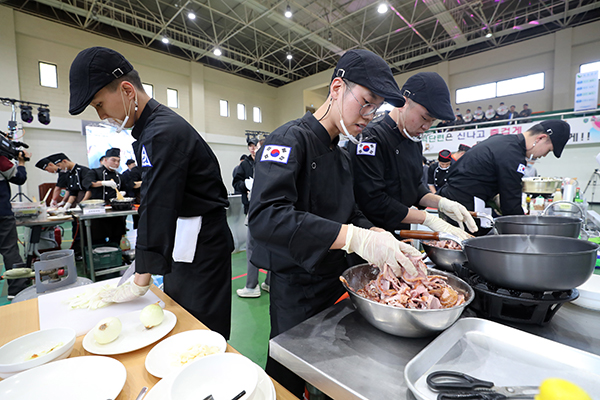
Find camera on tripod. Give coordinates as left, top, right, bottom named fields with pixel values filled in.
left=0, top=130, right=30, bottom=162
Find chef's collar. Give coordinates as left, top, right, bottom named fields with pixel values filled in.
left=131, top=98, right=160, bottom=140
left=303, top=111, right=339, bottom=148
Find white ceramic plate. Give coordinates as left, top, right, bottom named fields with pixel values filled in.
left=145, top=329, right=227, bottom=378
left=572, top=274, right=600, bottom=310
left=82, top=309, right=177, bottom=355
left=0, top=356, right=126, bottom=400
left=145, top=363, right=275, bottom=400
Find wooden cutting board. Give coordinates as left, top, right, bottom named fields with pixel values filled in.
left=38, top=277, right=162, bottom=337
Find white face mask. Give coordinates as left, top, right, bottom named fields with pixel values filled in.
left=104, top=89, right=138, bottom=133
left=336, top=85, right=362, bottom=146
left=439, top=165, right=450, bottom=170
left=403, top=127, right=422, bottom=142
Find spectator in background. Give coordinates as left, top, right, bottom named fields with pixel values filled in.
left=233, top=138, right=258, bottom=215
left=485, top=105, right=496, bottom=121
left=232, top=155, right=247, bottom=184
left=463, top=109, right=473, bottom=124
left=507, top=105, right=519, bottom=124
left=473, top=106, right=484, bottom=121
left=496, top=102, right=508, bottom=119
left=523, top=159, right=537, bottom=178
left=519, top=104, right=533, bottom=122
left=454, top=108, right=462, bottom=120
left=453, top=114, right=464, bottom=129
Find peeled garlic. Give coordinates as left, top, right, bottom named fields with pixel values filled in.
left=140, top=303, right=164, bottom=329
left=93, top=317, right=122, bottom=344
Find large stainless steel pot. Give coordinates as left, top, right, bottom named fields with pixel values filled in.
left=463, top=235, right=598, bottom=291
left=522, top=177, right=562, bottom=194
left=340, top=264, right=474, bottom=337
left=494, top=215, right=582, bottom=238
left=421, top=242, right=466, bottom=272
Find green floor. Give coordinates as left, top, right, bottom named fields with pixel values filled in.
left=1, top=222, right=271, bottom=367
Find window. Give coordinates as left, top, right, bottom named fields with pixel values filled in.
left=456, top=72, right=545, bottom=104
left=142, top=83, right=154, bottom=98
left=237, top=103, right=246, bottom=120
left=220, top=100, right=229, bottom=117
left=253, top=107, right=262, bottom=123
left=39, top=62, right=58, bottom=88
left=496, top=73, right=544, bottom=97
left=167, top=88, right=178, bottom=108
left=580, top=61, right=600, bottom=79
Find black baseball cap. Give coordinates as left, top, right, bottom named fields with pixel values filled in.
left=538, top=120, right=571, bottom=158
left=69, top=47, right=134, bottom=115
left=126, top=159, right=136, bottom=166
left=105, top=148, right=121, bottom=158
left=332, top=50, right=405, bottom=108
left=247, top=137, right=259, bottom=146
left=401, top=72, right=454, bottom=121
left=438, top=150, right=452, bottom=162
left=35, top=158, right=50, bottom=170
left=47, top=153, right=68, bottom=164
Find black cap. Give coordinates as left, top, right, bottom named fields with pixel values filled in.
left=458, top=144, right=471, bottom=152
left=401, top=72, right=454, bottom=121
left=35, top=158, right=50, bottom=170
left=332, top=50, right=405, bottom=108
left=539, top=120, right=571, bottom=158
left=247, top=137, right=258, bottom=146
left=47, top=153, right=68, bottom=164
left=126, top=159, right=136, bottom=166
left=69, top=47, right=134, bottom=115
left=438, top=150, right=452, bottom=162
left=105, top=148, right=121, bottom=158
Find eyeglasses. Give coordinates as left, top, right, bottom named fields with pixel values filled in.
left=343, top=79, right=381, bottom=117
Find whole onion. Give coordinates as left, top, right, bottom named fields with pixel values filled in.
left=93, top=317, right=122, bottom=344
left=140, top=303, right=164, bottom=329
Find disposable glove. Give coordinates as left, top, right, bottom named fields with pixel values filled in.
left=423, top=212, right=472, bottom=241
left=244, top=177, right=254, bottom=191
left=101, top=180, right=118, bottom=189
left=58, top=202, right=72, bottom=213
left=100, top=281, right=150, bottom=303
left=438, top=197, right=478, bottom=233
left=50, top=200, right=58, bottom=207
left=342, top=224, right=424, bottom=276
left=56, top=200, right=65, bottom=207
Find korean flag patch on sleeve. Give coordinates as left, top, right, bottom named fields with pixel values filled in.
left=356, top=142, right=376, bottom=156
left=517, top=163, right=526, bottom=174
left=261, top=145, right=291, bottom=164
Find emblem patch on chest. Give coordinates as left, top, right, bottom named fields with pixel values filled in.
left=141, top=145, right=152, bottom=167
left=356, top=142, right=376, bottom=156
left=261, top=145, right=291, bottom=164
left=517, top=163, right=526, bottom=174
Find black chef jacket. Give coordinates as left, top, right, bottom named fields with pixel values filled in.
left=65, top=164, right=90, bottom=201
left=428, top=161, right=452, bottom=191
left=56, top=171, right=68, bottom=189
left=438, top=133, right=527, bottom=216
left=349, top=112, right=430, bottom=232
left=83, top=166, right=123, bottom=202
left=232, top=155, right=255, bottom=214
left=131, top=98, right=233, bottom=338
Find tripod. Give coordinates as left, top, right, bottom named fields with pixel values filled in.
left=583, top=169, right=600, bottom=203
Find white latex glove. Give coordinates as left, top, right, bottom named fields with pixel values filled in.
left=56, top=200, right=65, bottom=207
left=100, top=281, right=150, bottom=303
left=101, top=180, right=118, bottom=189
left=438, top=197, right=478, bottom=233
left=244, top=177, right=254, bottom=191
left=64, top=202, right=72, bottom=210
left=50, top=199, right=58, bottom=208
left=423, top=212, right=472, bottom=241
left=342, top=225, right=424, bottom=276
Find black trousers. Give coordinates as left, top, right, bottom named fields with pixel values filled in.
left=163, top=213, right=234, bottom=340
left=0, top=216, right=28, bottom=296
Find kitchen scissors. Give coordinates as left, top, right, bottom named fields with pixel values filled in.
left=427, top=371, right=538, bottom=400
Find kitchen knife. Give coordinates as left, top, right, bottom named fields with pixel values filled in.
left=117, top=261, right=135, bottom=287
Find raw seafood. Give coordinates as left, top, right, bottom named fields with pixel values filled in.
left=347, top=261, right=465, bottom=309
left=424, top=239, right=462, bottom=250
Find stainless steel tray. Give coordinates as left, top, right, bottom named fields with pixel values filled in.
left=405, top=318, right=600, bottom=399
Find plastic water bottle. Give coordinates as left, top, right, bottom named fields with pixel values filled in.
left=552, top=188, right=562, bottom=202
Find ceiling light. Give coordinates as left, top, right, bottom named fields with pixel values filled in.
left=485, top=32, right=493, bottom=38
left=284, top=5, right=292, bottom=18
left=37, top=107, right=51, bottom=125
left=187, top=11, right=196, bottom=20
left=213, top=48, right=222, bottom=56
left=20, top=105, right=33, bottom=124
left=286, top=53, right=293, bottom=60
left=161, top=36, right=169, bottom=44
left=377, top=3, right=388, bottom=14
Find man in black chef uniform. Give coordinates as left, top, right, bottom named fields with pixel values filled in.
left=68, top=47, right=234, bottom=339
left=82, top=147, right=126, bottom=245
left=47, top=153, right=89, bottom=209
left=439, top=120, right=571, bottom=234
left=35, top=157, right=69, bottom=207
left=427, top=149, right=452, bottom=194
left=349, top=72, right=477, bottom=239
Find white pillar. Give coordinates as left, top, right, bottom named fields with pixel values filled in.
left=0, top=6, right=21, bottom=99
left=552, top=28, right=573, bottom=111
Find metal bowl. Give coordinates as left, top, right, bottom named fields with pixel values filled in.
left=110, top=197, right=135, bottom=211
left=79, top=199, right=105, bottom=209
left=340, top=264, right=474, bottom=337
left=494, top=215, right=582, bottom=238
left=522, top=178, right=562, bottom=194
left=463, top=235, right=598, bottom=291
left=422, top=242, right=467, bottom=272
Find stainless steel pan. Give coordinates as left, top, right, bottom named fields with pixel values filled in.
left=463, top=234, right=597, bottom=291
left=397, top=230, right=465, bottom=272
left=494, top=215, right=582, bottom=238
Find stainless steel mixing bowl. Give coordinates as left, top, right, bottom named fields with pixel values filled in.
left=422, top=242, right=467, bottom=272
left=494, top=215, right=582, bottom=238
left=340, top=264, right=474, bottom=337
left=463, top=234, right=598, bottom=291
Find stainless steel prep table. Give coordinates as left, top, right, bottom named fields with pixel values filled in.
left=71, top=208, right=138, bottom=281
left=269, top=299, right=600, bottom=400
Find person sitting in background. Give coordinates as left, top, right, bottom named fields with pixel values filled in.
left=463, top=109, right=473, bottom=124
left=485, top=105, right=496, bottom=121
left=519, top=103, right=533, bottom=122
left=507, top=105, right=519, bottom=124
left=454, top=108, right=462, bottom=120
left=453, top=114, right=464, bottom=128
left=473, top=106, right=484, bottom=121
left=496, top=102, right=508, bottom=119
left=35, top=157, right=69, bottom=207
left=428, top=149, right=453, bottom=194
